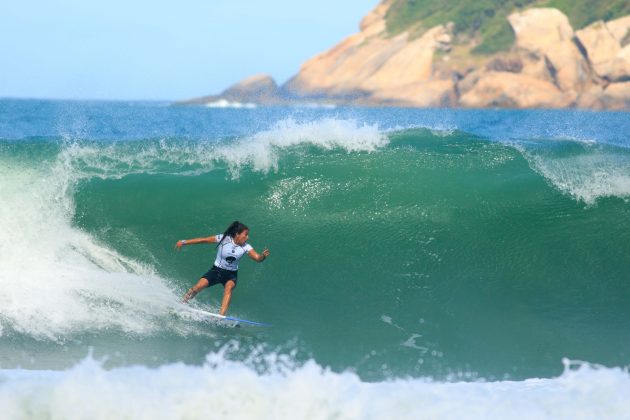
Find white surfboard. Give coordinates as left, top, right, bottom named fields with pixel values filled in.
left=173, top=305, right=271, bottom=327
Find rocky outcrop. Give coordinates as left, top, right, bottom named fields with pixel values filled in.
left=576, top=16, right=630, bottom=82
left=283, top=6, right=454, bottom=107
left=460, top=8, right=630, bottom=109
left=283, top=33, right=408, bottom=97
left=601, top=81, right=630, bottom=108
left=282, top=0, right=392, bottom=97
left=460, top=72, right=572, bottom=108
left=178, top=74, right=282, bottom=105
left=508, top=8, right=592, bottom=94
left=371, top=79, right=457, bottom=107
left=220, top=74, right=280, bottom=102
left=575, top=22, right=623, bottom=79
left=360, top=25, right=452, bottom=92
left=358, top=0, right=391, bottom=37
left=182, top=2, right=630, bottom=109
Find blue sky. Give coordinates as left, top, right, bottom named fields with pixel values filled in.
left=0, top=0, right=377, bottom=100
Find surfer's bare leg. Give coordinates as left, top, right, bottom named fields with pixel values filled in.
left=182, top=278, right=209, bottom=303
left=219, top=280, right=236, bottom=315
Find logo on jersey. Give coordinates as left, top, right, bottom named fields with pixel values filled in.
left=225, top=256, right=236, bottom=264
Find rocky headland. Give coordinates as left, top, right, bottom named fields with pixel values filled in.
left=179, top=1, right=630, bottom=109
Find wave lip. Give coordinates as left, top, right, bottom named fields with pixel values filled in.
left=0, top=356, right=628, bottom=419
left=510, top=140, right=630, bottom=204
left=217, top=117, right=386, bottom=177
left=43, top=118, right=387, bottom=180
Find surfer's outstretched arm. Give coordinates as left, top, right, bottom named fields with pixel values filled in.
left=175, top=235, right=218, bottom=250
left=248, top=248, right=270, bottom=262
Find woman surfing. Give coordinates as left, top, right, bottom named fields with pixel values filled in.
left=176, top=221, right=270, bottom=315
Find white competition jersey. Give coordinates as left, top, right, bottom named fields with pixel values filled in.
left=213, top=234, right=253, bottom=271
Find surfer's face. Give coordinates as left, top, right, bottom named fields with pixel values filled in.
left=234, top=229, right=249, bottom=245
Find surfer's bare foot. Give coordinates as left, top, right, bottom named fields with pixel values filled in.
left=182, top=288, right=197, bottom=303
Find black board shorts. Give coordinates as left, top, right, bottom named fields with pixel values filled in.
left=201, top=265, right=238, bottom=288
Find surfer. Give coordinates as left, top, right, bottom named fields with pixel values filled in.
left=176, top=221, right=269, bottom=315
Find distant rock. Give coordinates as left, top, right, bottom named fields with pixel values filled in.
left=459, top=7, right=628, bottom=108
left=283, top=1, right=454, bottom=107
left=221, top=74, right=279, bottom=102
left=178, top=74, right=282, bottom=106
left=607, top=15, right=630, bottom=43
left=508, top=8, right=592, bottom=93
left=576, top=17, right=630, bottom=81
left=460, top=72, right=571, bottom=108
left=485, top=55, right=524, bottom=73
left=180, top=1, right=630, bottom=110
left=601, top=81, right=630, bottom=108
left=360, top=25, right=452, bottom=92
left=575, top=85, right=606, bottom=109
left=371, top=79, right=457, bottom=107
left=282, top=1, right=399, bottom=99
left=575, top=21, right=622, bottom=79
left=611, top=46, right=630, bottom=81
left=358, top=0, right=391, bottom=37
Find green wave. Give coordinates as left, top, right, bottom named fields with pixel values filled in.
left=69, top=130, right=630, bottom=379
left=2, top=128, right=630, bottom=379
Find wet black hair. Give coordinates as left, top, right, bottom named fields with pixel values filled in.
left=217, top=221, right=249, bottom=248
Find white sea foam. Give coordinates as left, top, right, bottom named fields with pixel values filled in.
left=0, top=355, right=628, bottom=420
left=512, top=142, right=630, bottom=204
left=205, top=99, right=257, bottom=108
left=0, top=151, right=186, bottom=339
left=214, top=118, right=386, bottom=177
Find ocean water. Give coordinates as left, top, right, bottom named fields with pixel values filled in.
left=0, top=99, right=629, bottom=418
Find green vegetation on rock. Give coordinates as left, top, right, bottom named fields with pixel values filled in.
left=385, top=0, right=535, bottom=54
left=385, top=0, right=630, bottom=55
left=543, top=0, right=630, bottom=29
left=469, top=18, right=515, bottom=55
